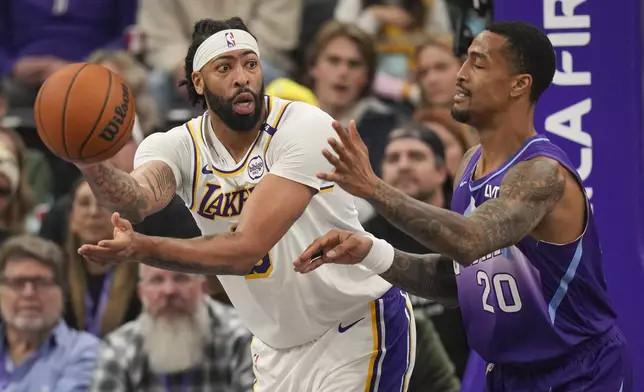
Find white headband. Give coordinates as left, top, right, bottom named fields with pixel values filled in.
left=193, top=29, right=260, bottom=72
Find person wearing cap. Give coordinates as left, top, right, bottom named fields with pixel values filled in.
left=363, top=122, right=470, bottom=381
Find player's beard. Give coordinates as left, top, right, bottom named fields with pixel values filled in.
left=450, top=106, right=472, bottom=124
left=204, top=83, right=265, bottom=132
left=139, top=301, right=211, bottom=374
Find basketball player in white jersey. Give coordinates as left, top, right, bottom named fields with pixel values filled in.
left=73, top=17, right=416, bottom=392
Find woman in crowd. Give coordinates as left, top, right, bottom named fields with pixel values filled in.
left=414, top=107, right=477, bottom=176
left=0, top=127, right=36, bottom=241
left=412, top=37, right=478, bottom=175
left=63, top=178, right=141, bottom=338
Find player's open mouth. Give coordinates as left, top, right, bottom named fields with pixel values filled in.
left=233, top=93, right=255, bottom=115
left=454, top=86, right=470, bottom=103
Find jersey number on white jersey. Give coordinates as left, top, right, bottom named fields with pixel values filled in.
left=246, top=253, right=273, bottom=279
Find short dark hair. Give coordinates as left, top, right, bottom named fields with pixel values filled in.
left=387, top=122, right=446, bottom=167
left=486, top=21, right=556, bottom=103
left=0, top=235, right=67, bottom=293
left=180, top=17, right=257, bottom=109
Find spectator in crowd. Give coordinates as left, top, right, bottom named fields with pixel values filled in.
left=335, top=0, right=452, bottom=38
left=0, top=235, right=100, bottom=390
left=137, top=0, right=302, bottom=116
left=63, top=178, right=141, bottom=338
left=0, top=128, right=36, bottom=241
left=363, top=123, right=470, bottom=378
left=0, top=127, right=53, bottom=210
left=307, top=21, right=405, bottom=176
left=266, top=78, right=320, bottom=106
left=334, top=0, right=452, bottom=102
left=414, top=36, right=461, bottom=108
left=414, top=107, right=476, bottom=176
left=91, top=265, right=254, bottom=391
left=0, top=0, right=137, bottom=108
left=411, top=38, right=477, bottom=175
left=88, top=50, right=161, bottom=140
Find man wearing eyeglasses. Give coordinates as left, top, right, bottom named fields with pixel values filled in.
left=91, top=265, right=254, bottom=392
left=0, top=235, right=100, bottom=391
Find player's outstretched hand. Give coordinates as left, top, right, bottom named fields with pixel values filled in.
left=293, top=229, right=373, bottom=273
left=319, top=120, right=381, bottom=199
left=78, top=212, right=141, bottom=265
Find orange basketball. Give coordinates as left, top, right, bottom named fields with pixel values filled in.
left=34, top=62, right=136, bottom=163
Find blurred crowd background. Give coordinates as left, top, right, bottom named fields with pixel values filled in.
left=0, top=0, right=557, bottom=390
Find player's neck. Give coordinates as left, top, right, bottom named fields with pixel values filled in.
left=208, top=109, right=266, bottom=163
left=476, top=107, right=537, bottom=175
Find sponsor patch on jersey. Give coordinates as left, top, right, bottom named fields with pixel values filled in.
left=248, top=156, right=265, bottom=180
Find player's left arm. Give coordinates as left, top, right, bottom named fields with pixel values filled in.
left=128, top=103, right=333, bottom=275
left=128, top=175, right=313, bottom=275
left=371, top=157, right=566, bottom=265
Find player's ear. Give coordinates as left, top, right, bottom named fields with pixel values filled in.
left=510, top=74, right=532, bottom=99
left=192, top=71, right=204, bottom=95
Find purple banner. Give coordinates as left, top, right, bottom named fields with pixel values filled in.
left=471, top=0, right=644, bottom=389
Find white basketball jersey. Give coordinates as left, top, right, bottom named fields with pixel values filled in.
left=134, top=96, right=391, bottom=348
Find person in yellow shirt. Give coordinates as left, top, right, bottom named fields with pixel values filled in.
left=266, top=78, right=319, bottom=106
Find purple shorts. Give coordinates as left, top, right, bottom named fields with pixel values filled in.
left=486, top=325, right=632, bottom=392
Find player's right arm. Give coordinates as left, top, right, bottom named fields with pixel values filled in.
left=77, top=129, right=188, bottom=223
left=77, top=160, right=175, bottom=224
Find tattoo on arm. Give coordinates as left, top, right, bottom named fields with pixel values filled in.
left=82, top=163, right=176, bottom=223
left=380, top=250, right=458, bottom=306
left=84, top=163, right=150, bottom=223
left=370, top=158, right=566, bottom=264
left=141, top=166, right=176, bottom=203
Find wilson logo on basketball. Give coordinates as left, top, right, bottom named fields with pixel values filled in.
left=99, top=83, right=130, bottom=142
